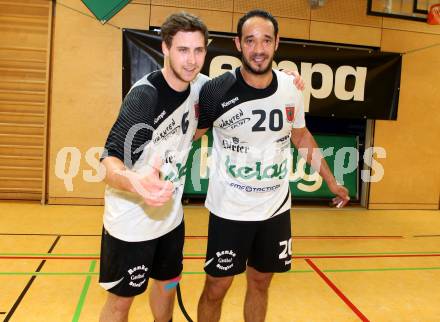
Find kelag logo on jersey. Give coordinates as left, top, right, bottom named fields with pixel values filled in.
left=218, top=109, right=250, bottom=130
left=225, top=156, right=288, bottom=180
left=163, top=162, right=186, bottom=183
left=222, top=137, right=249, bottom=154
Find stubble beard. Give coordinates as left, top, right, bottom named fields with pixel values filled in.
left=241, top=54, right=273, bottom=75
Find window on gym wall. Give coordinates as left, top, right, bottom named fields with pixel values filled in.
left=367, top=0, right=439, bottom=22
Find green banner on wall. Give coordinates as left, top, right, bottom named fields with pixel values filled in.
left=183, top=130, right=358, bottom=199
left=81, top=0, right=129, bottom=23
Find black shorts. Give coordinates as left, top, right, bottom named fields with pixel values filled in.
left=99, top=221, right=184, bottom=297
left=204, top=210, right=292, bottom=277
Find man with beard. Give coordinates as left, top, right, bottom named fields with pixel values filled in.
left=99, top=13, right=209, bottom=322
left=99, top=10, right=305, bottom=322
left=195, top=9, right=350, bottom=322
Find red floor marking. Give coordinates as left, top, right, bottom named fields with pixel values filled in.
left=0, top=234, right=403, bottom=240
left=305, top=258, right=370, bottom=322
left=0, top=256, right=98, bottom=260
left=1, top=253, right=440, bottom=261
left=294, top=254, right=440, bottom=259
left=184, top=235, right=404, bottom=240
left=292, top=236, right=403, bottom=240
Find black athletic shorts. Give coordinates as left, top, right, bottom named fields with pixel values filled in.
left=99, top=220, right=184, bottom=297
left=203, top=210, right=292, bottom=277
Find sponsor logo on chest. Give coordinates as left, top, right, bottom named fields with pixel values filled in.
left=222, top=137, right=249, bottom=154
left=218, top=109, right=250, bottom=130
left=153, top=118, right=180, bottom=144
left=225, top=156, right=288, bottom=180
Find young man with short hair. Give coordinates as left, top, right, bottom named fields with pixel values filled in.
left=99, top=12, right=209, bottom=322
left=195, top=9, right=349, bottom=322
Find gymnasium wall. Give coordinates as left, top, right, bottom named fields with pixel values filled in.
left=0, top=0, right=53, bottom=202
left=47, top=0, right=440, bottom=209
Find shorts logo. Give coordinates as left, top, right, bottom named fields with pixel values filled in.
left=127, top=265, right=148, bottom=288
left=216, top=250, right=236, bottom=271
left=285, top=105, right=295, bottom=123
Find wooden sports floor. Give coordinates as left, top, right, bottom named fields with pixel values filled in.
left=0, top=202, right=439, bottom=322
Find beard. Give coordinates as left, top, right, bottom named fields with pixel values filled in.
left=241, top=53, right=273, bottom=75
left=169, top=59, right=197, bottom=83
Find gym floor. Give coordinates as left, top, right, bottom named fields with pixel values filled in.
left=0, top=202, right=439, bottom=321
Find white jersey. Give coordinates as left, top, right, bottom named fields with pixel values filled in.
left=103, top=71, right=209, bottom=241
left=198, top=69, right=305, bottom=221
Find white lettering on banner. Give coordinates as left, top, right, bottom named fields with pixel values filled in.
left=278, top=60, right=299, bottom=72
left=208, top=57, right=368, bottom=113
left=209, top=55, right=241, bottom=78
left=334, top=66, right=367, bottom=101
left=302, top=63, right=334, bottom=110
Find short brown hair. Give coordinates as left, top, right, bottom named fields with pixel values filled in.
left=161, top=12, right=209, bottom=48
